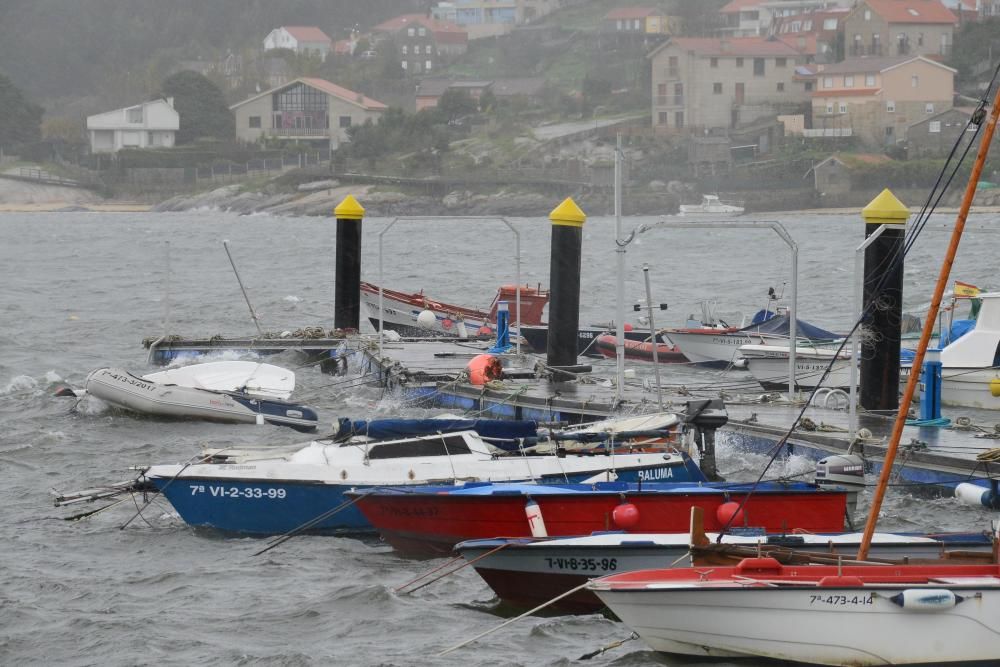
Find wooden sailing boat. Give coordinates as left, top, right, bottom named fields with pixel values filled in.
left=589, top=90, right=1000, bottom=666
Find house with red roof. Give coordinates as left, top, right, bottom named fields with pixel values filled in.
left=773, top=7, right=850, bottom=62
left=808, top=55, right=955, bottom=145
left=263, top=26, right=333, bottom=61
left=647, top=36, right=817, bottom=132
left=372, top=14, right=468, bottom=75
left=719, top=0, right=851, bottom=37
left=601, top=7, right=680, bottom=35
left=230, top=77, right=387, bottom=148
left=842, top=0, right=957, bottom=58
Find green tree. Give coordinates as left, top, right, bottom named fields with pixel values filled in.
left=160, top=70, right=235, bottom=144
left=437, top=89, right=477, bottom=121
left=0, top=72, right=44, bottom=148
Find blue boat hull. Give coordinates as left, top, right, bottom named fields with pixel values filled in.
left=150, top=457, right=705, bottom=536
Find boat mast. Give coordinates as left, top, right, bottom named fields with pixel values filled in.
left=614, top=133, right=626, bottom=405
left=858, top=88, right=1000, bottom=560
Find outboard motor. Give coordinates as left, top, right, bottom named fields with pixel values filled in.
left=815, top=454, right=866, bottom=526
left=683, top=399, right=729, bottom=481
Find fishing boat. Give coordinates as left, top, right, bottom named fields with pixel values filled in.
left=456, top=529, right=994, bottom=614
left=664, top=310, right=843, bottom=368
left=741, top=343, right=854, bottom=390
left=677, top=194, right=744, bottom=216
left=349, top=479, right=854, bottom=558
left=587, top=77, right=1000, bottom=667
left=359, top=281, right=549, bottom=338
left=517, top=323, right=671, bottom=357
left=78, top=361, right=319, bottom=431
left=56, top=414, right=705, bottom=535
left=593, top=334, right=688, bottom=364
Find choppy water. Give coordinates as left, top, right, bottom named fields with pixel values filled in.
left=2, top=208, right=999, bottom=666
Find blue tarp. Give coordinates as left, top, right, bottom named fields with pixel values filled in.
left=336, top=418, right=540, bottom=443
left=738, top=313, right=842, bottom=341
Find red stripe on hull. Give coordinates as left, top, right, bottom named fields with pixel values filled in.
left=356, top=491, right=846, bottom=558
left=594, top=335, right=688, bottom=364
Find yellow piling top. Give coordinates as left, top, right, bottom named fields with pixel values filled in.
left=861, top=188, right=909, bottom=224
left=549, top=197, right=586, bottom=227
left=334, top=195, right=365, bottom=220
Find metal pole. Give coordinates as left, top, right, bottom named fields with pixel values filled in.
left=850, top=224, right=887, bottom=440
left=614, top=134, right=626, bottom=404
left=642, top=264, right=665, bottom=410
left=222, top=240, right=263, bottom=336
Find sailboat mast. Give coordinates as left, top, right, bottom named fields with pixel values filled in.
left=858, top=89, right=1000, bottom=560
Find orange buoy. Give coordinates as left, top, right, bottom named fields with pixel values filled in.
left=623, top=323, right=633, bottom=332
left=442, top=318, right=453, bottom=330
left=611, top=502, right=640, bottom=529
left=478, top=325, right=493, bottom=336
left=716, top=501, right=745, bottom=526
left=467, top=354, right=502, bottom=385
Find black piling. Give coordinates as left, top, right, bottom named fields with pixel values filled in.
left=546, top=198, right=586, bottom=373
left=859, top=189, right=909, bottom=412
left=333, top=195, right=364, bottom=331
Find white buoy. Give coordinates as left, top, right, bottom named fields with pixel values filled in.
left=525, top=499, right=548, bottom=537
left=255, top=413, right=265, bottom=425
left=417, top=310, right=437, bottom=329
left=890, top=589, right=959, bottom=611
left=955, top=482, right=991, bottom=508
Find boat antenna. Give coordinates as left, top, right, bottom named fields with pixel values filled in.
left=223, top=239, right=264, bottom=336
left=858, top=80, right=1000, bottom=560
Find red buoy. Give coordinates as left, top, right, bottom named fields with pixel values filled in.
left=478, top=325, right=493, bottom=336
left=716, top=501, right=745, bottom=526
left=467, top=354, right=502, bottom=385
left=623, top=323, right=633, bottom=332
left=612, top=502, right=640, bottom=529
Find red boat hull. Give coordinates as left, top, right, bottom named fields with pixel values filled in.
left=354, top=489, right=847, bottom=558
left=594, top=334, right=688, bottom=364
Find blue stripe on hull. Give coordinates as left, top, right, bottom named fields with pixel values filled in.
left=151, top=461, right=700, bottom=535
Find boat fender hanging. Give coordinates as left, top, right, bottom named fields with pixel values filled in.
left=467, top=354, right=502, bottom=385
left=991, top=378, right=1000, bottom=397
left=889, top=589, right=962, bottom=611
left=716, top=501, right=744, bottom=526
left=417, top=310, right=437, bottom=329
left=954, top=482, right=1000, bottom=509
left=612, top=502, right=640, bottom=529
left=525, top=499, right=548, bottom=537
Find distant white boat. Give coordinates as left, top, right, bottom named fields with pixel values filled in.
left=678, top=194, right=744, bottom=216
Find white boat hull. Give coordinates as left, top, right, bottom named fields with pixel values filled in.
left=664, top=331, right=788, bottom=367
left=593, top=584, right=1000, bottom=665
left=741, top=344, right=854, bottom=390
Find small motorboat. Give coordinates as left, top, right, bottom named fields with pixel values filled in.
left=677, top=194, right=744, bottom=216
left=79, top=361, right=319, bottom=431
left=593, top=333, right=688, bottom=364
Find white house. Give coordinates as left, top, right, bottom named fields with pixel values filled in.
left=263, top=26, right=333, bottom=60
left=86, top=98, right=179, bottom=154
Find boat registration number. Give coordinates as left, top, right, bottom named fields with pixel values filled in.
left=189, top=485, right=287, bottom=499
left=543, top=557, right=618, bottom=572
left=809, top=594, right=873, bottom=606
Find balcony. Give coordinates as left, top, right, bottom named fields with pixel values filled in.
left=803, top=128, right=852, bottom=137
left=267, top=127, right=333, bottom=138
left=656, top=95, right=684, bottom=107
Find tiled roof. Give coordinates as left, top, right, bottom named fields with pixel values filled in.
left=667, top=35, right=812, bottom=57
left=372, top=13, right=467, bottom=35
left=719, top=0, right=762, bottom=13
left=817, top=54, right=954, bottom=74
left=282, top=26, right=332, bottom=44
left=605, top=7, right=661, bottom=19
left=862, top=0, right=958, bottom=24
left=298, top=77, right=388, bottom=110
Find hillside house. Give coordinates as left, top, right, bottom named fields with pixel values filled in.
left=602, top=7, right=680, bottom=35
left=718, top=0, right=851, bottom=37
left=432, top=1, right=517, bottom=39
left=263, top=27, right=333, bottom=61
left=809, top=55, right=955, bottom=146
left=371, top=14, right=468, bottom=74
left=415, top=79, right=494, bottom=111
left=842, top=0, right=956, bottom=58
left=86, top=98, right=179, bottom=153
left=809, top=152, right=892, bottom=194
left=907, top=106, right=975, bottom=156
left=230, top=77, right=386, bottom=149
left=773, top=7, right=850, bottom=61
left=648, top=36, right=816, bottom=132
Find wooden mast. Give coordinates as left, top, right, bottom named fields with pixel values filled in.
left=858, top=89, right=1000, bottom=560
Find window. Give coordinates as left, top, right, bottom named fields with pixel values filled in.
left=675, top=111, right=684, bottom=128
left=805, top=81, right=814, bottom=91
left=911, top=74, right=919, bottom=88
left=713, top=82, right=723, bottom=94
left=418, top=27, right=426, bottom=36
left=402, top=45, right=408, bottom=55
left=886, top=100, right=895, bottom=112
left=839, top=102, right=848, bottom=113
left=634, top=19, right=641, bottom=30
left=777, top=82, right=785, bottom=92
left=823, top=18, right=837, bottom=30
left=918, top=32, right=924, bottom=46
left=776, top=57, right=787, bottom=67
left=736, top=57, right=744, bottom=67
left=753, top=58, right=765, bottom=76
left=804, top=20, right=812, bottom=30
left=669, top=55, right=679, bottom=77
left=864, top=9, right=871, bottom=20
left=408, top=27, right=415, bottom=36
left=865, top=74, right=876, bottom=86
left=414, top=45, right=421, bottom=55
left=710, top=57, right=718, bottom=68
left=823, top=76, right=833, bottom=88
left=925, top=102, right=934, bottom=114
left=929, top=120, right=941, bottom=133
left=826, top=102, right=834, bottom=113
left=401, top=60, right=408, bottom=70
left=249, top=116, right=261, bottom=128
left=844, top=75, right=854, bottom=88
left=425, top=60, right=432, bottom=70
left=658, top=111, right=668, bottom=125
left=339, top=115, right=351, bottom=128
left=126, top=107, right=143, bottom=123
